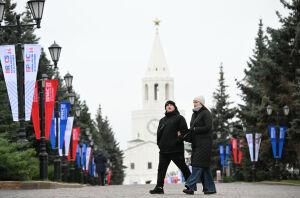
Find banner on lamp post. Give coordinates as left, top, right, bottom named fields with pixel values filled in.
left=44, top=80, right=58, bottom=139
left=31, top=81, right=40, bottom=139
left=64, top=117, right=74, bottom=159
left=238, top=139, right=244, bottom=164
left=225, top=145, right=230, bottom=167
left=76, top=146, right=81, bottom=168
left=231, top=139, right=237, bottom=164
left=278, top=126, right=287, bottom=159
left=72, top=128, right=80, bottom=161
left=255, top=133, right=262, bottom=161
left=85, top=147, right=92, bottom=172
left=50, top=109, right=56, bottom=149
left=59, top=102, right=71, bottom=149
left=246, top=133, right=254, bottom=162
left=219, top=145, right=224, bottom=167
left=82, top=143, right=88, bottom=170
left=268, top=126, right=277, bottom=158
left=24, top=44, right=41, bottom=121
left=0, top=45, right=18, bottom=121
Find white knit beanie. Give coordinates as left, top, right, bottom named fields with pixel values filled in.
left=193, top=95, right=205, bottom=105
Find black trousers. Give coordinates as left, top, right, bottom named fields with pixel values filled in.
left=156, top=152, right=191, bottom=187
left=97, top=171, right=105, bottom=186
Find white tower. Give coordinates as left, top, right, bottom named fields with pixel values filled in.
left=124, top=19, right=182, bottom=185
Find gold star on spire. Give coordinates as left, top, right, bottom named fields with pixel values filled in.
left=153, top=18, right=160, bottom=26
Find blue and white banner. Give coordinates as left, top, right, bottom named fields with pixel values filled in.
left=50, top=109, right=56, bottom=149
left=225, top=145, right=230, bottom=167
left=64, top=117, right=74, bottom=156
left=219, top=145, right=224, bottom=167
left=255, top=133, right=262, bottom=161
left=0, top=45, right=18, bottom=121
left=76, top=146, right=81, bottom=168
left=278, top=126, right=287, bottom=159
left=24, top=44, right=41, bottom=121
left=82, top=143, right=88, bottom=170
left=246, top=133, right=254, bottom=162
left=86, top=147, right=92, bottom=172
left=268, top=126, right=277, bottom=158
left=59, top=102, right=71, bottom=149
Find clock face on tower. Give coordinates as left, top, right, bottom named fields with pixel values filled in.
left=147, top=119, right=160, bottom=135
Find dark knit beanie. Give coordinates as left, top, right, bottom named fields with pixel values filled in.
left=165, top=100, right=177, bottom=110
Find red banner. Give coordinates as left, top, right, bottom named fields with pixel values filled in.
left=239, top=139, right=244, bottom=164
left=44, top=80, right=58, bottom=139
left=72, top=128, right=80, bottom=161
left=107, top=170, right=112, bottom=185
left=31, top=81, right=40, bottom=139
left=231, top=138, right=237, bottom=164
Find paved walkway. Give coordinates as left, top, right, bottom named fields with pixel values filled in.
left=0, top=183, right=299, bottom=198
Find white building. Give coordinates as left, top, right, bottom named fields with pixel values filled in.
left=123, top=19, right=189, bottom=185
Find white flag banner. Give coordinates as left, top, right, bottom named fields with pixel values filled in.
left=24, top=44, right=41, bottom=121
left=255, top=133, right=262, bottom=161
left=0, top=45, right=18, bottom=121
left=246, top=133, right=254, bottom=162
left=64, top=117, right=74, bottom=156
left=86, top=147, right=92, bottom=171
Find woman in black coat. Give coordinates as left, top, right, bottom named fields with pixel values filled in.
left=183, top=96, right=216, bottom=195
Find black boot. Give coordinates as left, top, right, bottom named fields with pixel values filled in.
left=149, top=186, right=164, bottom=194
left=183, top=188, right=194, bottom=195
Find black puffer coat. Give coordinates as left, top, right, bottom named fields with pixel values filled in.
left=157, top=110, right=188, bottom=154
left=185, top=108, right=212, bottom=167
left=94, top=152, right=107, bottom=173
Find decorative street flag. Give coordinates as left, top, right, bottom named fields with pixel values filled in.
left=246, top=133, right=254, bottom=162
left=64, top=117, right=74, bottom=159
left=50, top=109, right=56, bottom=149
left=268, top=126, right=277, bottom=158
left=0, top=45, right=18, bottom=121
left=238, top=139, right=244, bottom=164
left=255, top=133, right=262, bottom=161
left=24, top=44, right=41, bottom=121
left=72, top=128, right=80, bottom=161
left=76, top=146, right=81, bottom=168
left=44, top=80, right=58, bottom=139
left=31, top=81, right=40, bottom=139
left=85, top=147, right=92, bottom=172
left=231, top=138, right=238, bottom=164
left=278, top=126, right=287, bottom=159
left=219, top=145, right=224, bottom=167
left=59, top=102, right=71, bottom=149
left=225, top=145, right=230, bottom=167
left=82, top=143, right=88, bottom=170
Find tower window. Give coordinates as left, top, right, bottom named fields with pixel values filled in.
left=145, top=84, right=148, bottom=100
left=130, top=163, right=135, bottom=169
left=155, top=68, right=158, bottom=71
left=148, top=162, right=152, bottom=169
left=165, top=84, right=169, bottom=100
left=154, top=83, right=159, bottom=100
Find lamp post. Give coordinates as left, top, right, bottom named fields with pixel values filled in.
left=69, top=105, right=80, bottom=183
left=0, top=0, right=45, bottom=143
left=48, top=41, right=63, bottom=182
left=266, top=104, right=289, bottom=181
left=216, top=130, right=226, bottom=182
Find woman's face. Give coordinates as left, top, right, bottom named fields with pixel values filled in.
left=193, top=100, right=201, bottom=108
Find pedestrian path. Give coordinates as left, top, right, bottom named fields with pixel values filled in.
left=0, top=183, right=299, bottom=198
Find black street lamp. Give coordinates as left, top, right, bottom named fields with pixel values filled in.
left=48, top=41, right=61, bottom=69
left=266, top=104, right=289, bottom=181
left=39, top=73, right=48, bottom=180
left=0, top=0, right=45, bottom=143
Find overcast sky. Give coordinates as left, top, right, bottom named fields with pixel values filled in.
left=16, top=0, right=289, bottom=150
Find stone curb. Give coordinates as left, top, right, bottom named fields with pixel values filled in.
left=0, top=181, right=85, bottom=190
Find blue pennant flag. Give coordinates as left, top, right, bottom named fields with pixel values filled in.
left=268, top=126, right=277, bottom=158
left=82, top=143, right=88, bottom=169
left=225, top=145, right=230, bottom=167
left=59, top=102, right=70, bottom=149
left=278, top=126, right=287, bottom=159
left=50, top=108, right=56, bottom=149
left=76, top=146, right=81, bottom=168
left=219, top=145, right=224, bottom=167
